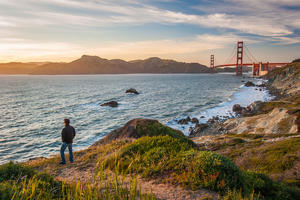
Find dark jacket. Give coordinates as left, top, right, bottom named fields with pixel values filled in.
left=61, top=125, right=76, bottom=144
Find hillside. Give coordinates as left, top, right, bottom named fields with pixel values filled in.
left=192, top=62, right=300, bottom=193
left=0, top=62, right=45, bottom=74
left=31, top=56, right=211, bottom=74
left=0, top=117, right=296, bottom=200
left=0, top=56, right=211, bottom=75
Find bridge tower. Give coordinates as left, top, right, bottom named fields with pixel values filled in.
left=236, top=41, right=243, bottom=76
left=210, top=55, right=214, bottom=69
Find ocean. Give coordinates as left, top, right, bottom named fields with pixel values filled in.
left=0, top=73, right=272, bottom=164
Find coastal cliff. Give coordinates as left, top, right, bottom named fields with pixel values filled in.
left=1, top=62, right=299, bottom=200
left=193, top=61, right=300, bottom=189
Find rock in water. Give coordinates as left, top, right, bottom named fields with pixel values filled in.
left=232, top=104, right=243, bottom=115
left=126, top=88, right=139, bottom=94
left=244, top=81, right=255, bottom=87
left=191, top=117, right=199, bottom=124
left=100, top=101, right=118, bottom=107
left=189, top=123, right=209, bottom=136
left=178, top=116, right=191, bottom=124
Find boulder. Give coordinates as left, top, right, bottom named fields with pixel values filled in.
left=191, top=117, right=199, bottom=124
left=196, top=123, right=209, bottom=131
left=178, top=116, right=191, bottom=124
left=189, top=123, right=209, bottom=136
left=207, top=116, right=219, bottom=124
left=92, top=119, right=186, bottom=146
left=257, top=83, right=266, bottom=87
left=232, top=104, right=243, bottom=115
left=233, top=101, right=263, bottom=115
left=100, top=101, right=118, bottom=107
left=126, top=88, right=139, bottom=94
left=244, top=81, right=255, bottom=87
left=248, top=101, right=263, bottom=113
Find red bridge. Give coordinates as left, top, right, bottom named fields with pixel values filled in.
left=210, top=41, right=290, bottom=76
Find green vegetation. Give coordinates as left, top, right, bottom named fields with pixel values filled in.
left=0, top=162, right=156, bottom=200
left=135, top=120, right=196, bottom=147
left=3, top=119, right=300, bottom=199
left=257, top=101, right=298, bottom=114
left=104, top=134, right=299, bottom=199
left=245, top=138, right=300, bottom=174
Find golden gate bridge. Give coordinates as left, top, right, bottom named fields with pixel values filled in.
left=210, top=41, right=290, bottom=76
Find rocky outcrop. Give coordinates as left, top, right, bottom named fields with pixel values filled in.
left=224, top=107, right=298, bottom=134
left=191, top=117, right=199, bottom=124
left=178, top=116, right=191, bottom=124
left=126, top=88, right=139, bottom=94
left=92, top=118, right=186, bottom=146
left=232, top=104, right=244, bottom=115
left=189, top=116, right=228, bottom=137
left=189, top=123, right=209, bottom=136
left=265, top=62, right=300, bottom=95
left=232, top=101, right=264, bottom=116
left=244, top=81, right=255, bottom=87
left=100, top=101, right=118, bottom=107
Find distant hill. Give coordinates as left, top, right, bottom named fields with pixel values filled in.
left=0, top=55, right=213, bottom=74
left=30, top=55, right=212, bottom=74
left=0, top=62, right=44, bottom=74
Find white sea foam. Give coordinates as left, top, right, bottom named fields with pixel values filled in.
left=167, top=78, right=274, bottom=135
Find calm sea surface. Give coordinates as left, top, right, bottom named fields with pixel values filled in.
left=0, top=73, right=257, bottom=164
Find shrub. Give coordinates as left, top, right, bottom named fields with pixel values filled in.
left=136, top=121, right=196, bottom=147
left=0, top=161, right=35, bottom=182
left=105, top=135, right=245, bottom=194
left=243, top=171, right=300, bottom=200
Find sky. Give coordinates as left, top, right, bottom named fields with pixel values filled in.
left=0, top=0, right=299, bottom=66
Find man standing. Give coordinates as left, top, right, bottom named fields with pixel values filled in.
left=60, top=118, right=76, bottom=165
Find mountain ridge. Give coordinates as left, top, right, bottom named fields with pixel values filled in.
left=0, top=55, right=212, bottom=74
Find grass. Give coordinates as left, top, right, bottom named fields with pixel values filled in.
left=246, top=137, right=300, bottom=174
left=211, top=135, right=300, bottom=175
left=103, top=134, right=299, bottom=199
left=135, top=120, right=196, bottom=147
left=0, top=162, right=156, bottom=200
left=5, top=119, right=300, bottom=200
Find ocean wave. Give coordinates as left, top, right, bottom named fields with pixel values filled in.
left=167, top=78, right=274, bottom=135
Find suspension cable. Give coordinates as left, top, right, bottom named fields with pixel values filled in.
left=244, top=45, right=258, bottom=63
left=224, top=45, right=236, bottom=64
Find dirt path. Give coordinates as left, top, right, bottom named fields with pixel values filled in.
left=52, top=163, right=218, bottom=200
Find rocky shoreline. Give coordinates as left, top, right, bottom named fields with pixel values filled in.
left=175, top=80, right=275, bottom=137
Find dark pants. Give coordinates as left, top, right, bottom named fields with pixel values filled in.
left=60, top=142, right=73, bottom=163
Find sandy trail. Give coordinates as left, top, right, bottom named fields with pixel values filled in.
left=52, top=163, right=218, bottom=200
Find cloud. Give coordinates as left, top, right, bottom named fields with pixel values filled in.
left=0, top=33, right=253, bottom=64
left=0, top=0, right=299, bottom=63
left=0, top=0, right=297, bottom=38
left=194, top=0, right=299, bottom=37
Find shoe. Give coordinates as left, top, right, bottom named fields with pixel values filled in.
left=59, top=161, right=66, bottom=165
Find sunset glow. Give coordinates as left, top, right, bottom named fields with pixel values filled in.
left=0, top=0, right=299, bottom=65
